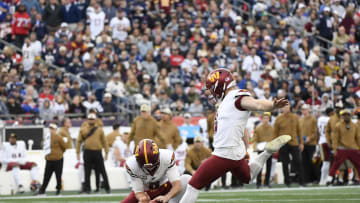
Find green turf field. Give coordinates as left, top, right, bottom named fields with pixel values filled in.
left=0, top=186, right=359, bottom=203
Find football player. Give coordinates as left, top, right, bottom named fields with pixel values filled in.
left=2, top=133, right=40, bottom=193
left=180, top=69, right=291, bottom=203
left=121, top=139, right=191, bottom=203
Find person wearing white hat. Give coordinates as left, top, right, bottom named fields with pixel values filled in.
left=331, top=0, right=345, bottom=19
left=39, top=123, right=69, bottom=195
left=300, top=104, right=318, bottom=184
left=159, top=108, right=182, bottom=150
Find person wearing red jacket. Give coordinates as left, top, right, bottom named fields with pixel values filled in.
left=12, top=4, right=31, bottom=48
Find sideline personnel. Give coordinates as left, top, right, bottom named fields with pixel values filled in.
left=76, top=113, right=110, bottom=193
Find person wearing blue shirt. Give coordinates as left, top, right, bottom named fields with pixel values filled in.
left=237, top=72, right=257, bottom=90
left=21, top=0, right=42, bottom=15
left=0, top=1, right=9, bottom=22
left=61, top=0, right=80, bottom=31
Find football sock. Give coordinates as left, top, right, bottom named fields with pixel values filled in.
left=13, top=167, right=22, bottom=187
left=79, top=164, right=85, bottom=183
left=250, top=151, right=272, bottom=181
left=30, top=166, right=38, bottom=181
left=179, top=184, right=199, bottom=203
left=327, top=175, right=333, bottom=182
left=320, top=161, right=330, bottom=185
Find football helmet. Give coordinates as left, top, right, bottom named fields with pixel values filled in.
left=135, top=139, right=160, bottom=174
left=205, top=68, right=236, bottom=101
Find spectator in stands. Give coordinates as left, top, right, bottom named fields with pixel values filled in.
left=22, top=95, right=39, bottom=114
left=61, top=0, right=79, bottom=31
left=68, top=95, right=86, bottom=116
left=22, top=0, right=42, bottom=15
left=102, top=0, right=116, bottom=21
left=158, top=108, right=182, bottom=149
left=127, top=104, right=165, bottom=146
left=39, top=98, right=55, bottom=121
left=317, top=7, right=333, bottom=47
left=105, top=73, right=126, bottom=99
left=171, top=84, right=188, bottom=104
left=125, top=74, right=140, bottom=95
left=102, top=93, right=117, bottom=116
left=82, top=93, right=103, bottom=114
left=141, top=51, right=158, bottom=78
left=53, top=95, right=68, bottom=119
left=333, top=26, right=349, bottom=52
left=6, top=95, right=24, bottom=115
left=96, top=61, right=111, bottom=85
left=42, top=0, right=62, bottom=32
left=188, top=97, right=203, bottom=117
left=12, top=4, right=31, bottom=48
left=109, top=9, right=130, bottom=41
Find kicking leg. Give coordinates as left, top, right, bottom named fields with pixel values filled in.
left=250, top=135, right=291, bottom=182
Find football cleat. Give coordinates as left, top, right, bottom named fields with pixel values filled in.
left=265, top=135, right=291, bottom=153
left=17, top=185, right=25, bottom=194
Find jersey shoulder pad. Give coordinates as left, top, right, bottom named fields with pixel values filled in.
left=125, top=156, right=140, bottom=178
left=234, top=89, right=251, bottom=97
left=160, top=149, right=176, bottom=168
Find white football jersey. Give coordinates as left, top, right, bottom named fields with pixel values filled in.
left=125, top=149, right=180, bottom=193
left=317, top=115, right=330, bottom=145
left=112, top=138, right=135, bottom=166
left=213, top=89, right=251, bottom=160
left=88, top=11, right=105, bottom=39
left=22, top=44, right=37, bottom=71
left=174, top=142, right=188, bottom=174
left=109, top=17, right=130, bottom=41
left=3, top=141, right=27, bottom=165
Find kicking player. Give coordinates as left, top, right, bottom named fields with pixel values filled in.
left=180, top=69, right=291, bottom=203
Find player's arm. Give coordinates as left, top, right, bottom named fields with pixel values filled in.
left=113, top=147, right=125, bottom=162
left=240, top=96, right=289, bottom=112
left=242, top=129, right=250, bottom=149
left=76, top=131, right=84, bottom=160
left=155, top=153, right=181, bottom=202
left=125, top=164, right=150, bottom=202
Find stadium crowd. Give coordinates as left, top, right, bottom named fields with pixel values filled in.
left=0, top=0, right=360, bottom=194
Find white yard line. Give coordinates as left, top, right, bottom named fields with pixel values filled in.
left=197, top=198, right=360, bottom=202
left=0, top=186, right=359, bottom=200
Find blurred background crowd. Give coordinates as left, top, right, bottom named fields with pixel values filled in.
left=0, top=0, right=359, bottom=122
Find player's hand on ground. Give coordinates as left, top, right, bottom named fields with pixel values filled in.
left=153, top=195, right=170, bottom=203
left=273, top=98, right=289, bottom=109
left=138, top=195, right=150, bottom=203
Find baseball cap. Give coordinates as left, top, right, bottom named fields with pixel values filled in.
left=61, top=22, right=68, bottom=28
left=161, top=108, right=172, bottom=116
left=264, top=112, right=271, bottom=117
left=104, top=93, right=112, bottom=98
left=140, top=104, right=150, bottom=112
left=88, top=113, right=97, bottom=120
left=301, top=104, right=310, bottom=110
left=340, top=109, right=351, bottom=115
left=9, top=133, right=17, bottom=138
left=324, top=7, right=330, bottom=12
left=143, top=74, right=151, bottom=80
left=184, top=113, right=191, bottom=119
left=335, top=101, right=344, bottom=108
left=194, top=135, right=203, bottom=142
left=49, top=123, right=58, bottom=130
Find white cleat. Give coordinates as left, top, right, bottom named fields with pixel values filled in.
left=265, top=135, right=291, bottom=153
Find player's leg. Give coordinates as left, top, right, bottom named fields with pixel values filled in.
left=54, top=159, right=63, bottom=194
left=169, top=174, right=192, bottom=203
left=279, top=144, right=291, bottom=185
left=120, top=191, right=138, bottom=203
left=95, top=151, right=110, bottom=192
left=327, top=149, right=348, bottom=184
left=290, top=145, right=304, bottom=185
left=320, top=144, right=331, bottom=185
left=39, top=160, right=55, bottom=194
left=250, top=135, right=291, bottom=182
left=83, top=150, right=92, bottom=192
left=264, top=154, right=272, bottom=187
left=346, top=149, right=360, bottom=178
left=230, top=158, right=251, bottom=184
left=8, top=163, right=24, bottom=193
left=20, top=162, right=39, bottom=183
left=179, top=155, right=232, bottom=203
